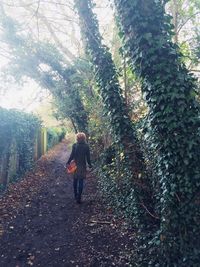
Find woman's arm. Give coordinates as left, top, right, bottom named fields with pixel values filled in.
left=86, top=145, right=92, bottom=167
left=67, top=144, right=76, bottom=165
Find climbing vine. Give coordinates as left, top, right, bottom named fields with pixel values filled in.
left=75, top=0, right=156, bottom=228
left=114, top=0, right=200, bottom=265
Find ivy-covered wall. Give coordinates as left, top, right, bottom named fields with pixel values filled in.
left=0, top=108, right=66, bottom=192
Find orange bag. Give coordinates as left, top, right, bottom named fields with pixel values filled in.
left=67, top=160, right=77, bottom=174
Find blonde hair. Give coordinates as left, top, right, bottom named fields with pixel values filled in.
left=76, top=132, right=86, bottom=142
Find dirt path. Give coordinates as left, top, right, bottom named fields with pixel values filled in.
left=0, top=141, right=134, bottom=267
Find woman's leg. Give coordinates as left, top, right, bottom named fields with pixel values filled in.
left=77, top=178, right=84, bottom=203
left=73, top=178, right=78, bottom=199
left=78, top=178, right=84, bottom=195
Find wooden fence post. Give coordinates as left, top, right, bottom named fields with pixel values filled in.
left=34, top=127, right=47, bottom=161
left=0, top=143, right=10, bottom=191
left=8, top=139, right=19, bottom=182
left=41, top=128, right=47, bottom=155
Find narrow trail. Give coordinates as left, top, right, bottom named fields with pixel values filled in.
left=0, top=141, right=134, bottom=267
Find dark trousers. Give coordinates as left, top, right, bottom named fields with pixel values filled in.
left=73, top=177, right=84, bottom=199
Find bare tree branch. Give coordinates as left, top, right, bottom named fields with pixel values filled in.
left=177, top=11, right=200, bottom=34
left=20, top=0, right=76, bottom=62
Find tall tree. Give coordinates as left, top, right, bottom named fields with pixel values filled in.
left=114, top=0, right=200, bottom=265
left=75, top=0, right=155, bottom=227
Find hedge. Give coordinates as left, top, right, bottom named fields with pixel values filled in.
left=0, top=108, right=41, bottom=191
left=47, top=127, right=66, bottom=150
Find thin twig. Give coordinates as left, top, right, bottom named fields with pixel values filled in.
left=175, top=193, right=181, bottom=202
left=140, top=202, right=160, bottom=220
left=89, top=220, right=111, bottom=225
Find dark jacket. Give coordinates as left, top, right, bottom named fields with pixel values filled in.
left=67, top=141, right=92, bottom=170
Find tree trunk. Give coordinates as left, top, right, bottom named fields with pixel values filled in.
left=75, top=0, right=144, bottom=172
left=123, top=56, right=128, bottom=105
left=114, top=0, right=200, bottom=265
left=71, top=118, right=78, bottom=133
left=171, top=0, right=179, bottom=43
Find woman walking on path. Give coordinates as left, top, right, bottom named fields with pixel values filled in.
left=66, top=132, right=92, bottom=204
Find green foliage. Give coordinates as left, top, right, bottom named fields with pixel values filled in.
left=47, top=127, right=66, bottom=150
left=0, top=108, right=41, bottom=190
left=98, top=147, right=134, bottom=218
left=97, top=140, right=157, bottom=231
left=115, top=0, right=200, bottom=265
